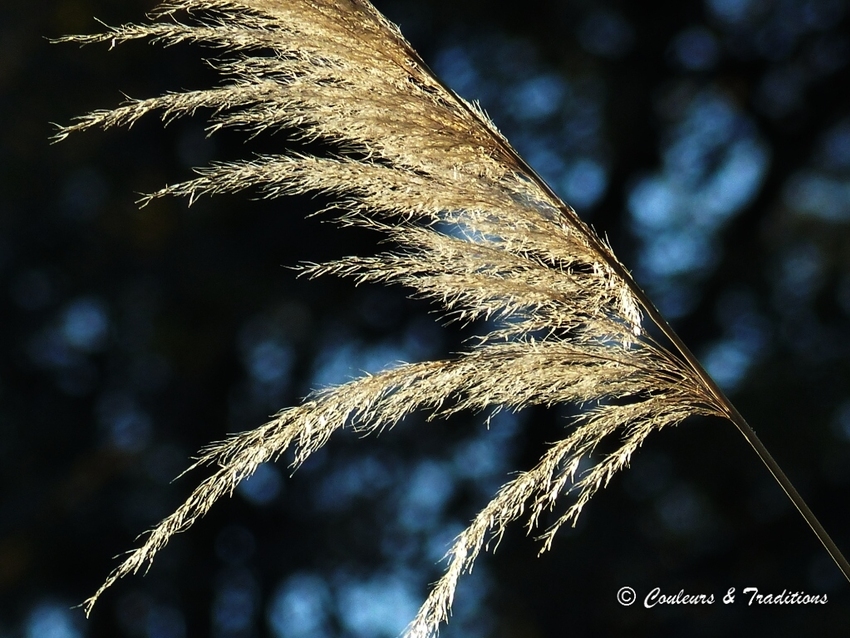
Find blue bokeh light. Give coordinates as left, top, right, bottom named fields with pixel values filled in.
left=432, top=46, right=483, bottom=101
left=96, top=392, right=153, bottom=453
left=706, top=0, right=757, bottom=25
left=702, top=340, right=755, bottom=391
left=452, top=411, right=521, bottom=491
left=146, top=606, right=186, bottom=638
left=336, top=573, right=419, bottom=638
left=61, top=297, right=109, bottom=352
left=700, top=289, right=769, bottom=392
left=628, top=90, right=769, bottom=316
left=832, top=401, right=850, bottom=442
left=776, top=242, right=824, bottom=302
left=671, top=26, right=721, bottom=71
left=212, top=570, right=259, bottom=635
left=268, top=573, right=332, bottom=638
left=508, top=74, right=568, bottom=121
left=237, top=462, right=283, bottom=506
left=397, top=460, right=454, bottom=532
left=28, top=327, right=81, bottom=370
left=246, top=340, right=294, bottom=385
left=821, top=119, right=850, bottom=170
left=24, top=602, right=82, bottom=638
left=577, top=10, right=635, bottom=58
left=560, top=158, right=608, bottom=209
left=310, top=338, right=414, bottom=389
left=784, top=172, right=850, bottom=222
left=314, top=455, right=393, bottom=512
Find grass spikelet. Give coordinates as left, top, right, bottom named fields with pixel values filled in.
left=56, top=0, right=849, bottom=633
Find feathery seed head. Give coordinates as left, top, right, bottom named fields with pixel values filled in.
left=57, top=1, right=726, bottom=633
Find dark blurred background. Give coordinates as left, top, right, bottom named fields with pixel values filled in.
left=2, top=0, right=850, bottom=636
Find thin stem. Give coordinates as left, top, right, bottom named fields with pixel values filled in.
left=632, top=288, right=850, bottom=583
left=573, top=222, right=850, bottom=582
left=556, top=196, right=850, bottom=581
left=547, top=185, right=850, bottom=579
left=408, top=49, right=849, bottom=583
left=506, top=130, right=850, bottom=584
left=728, top=405, right=850, bottom=582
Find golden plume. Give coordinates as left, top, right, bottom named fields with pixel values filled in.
left=55, top=1, right=849, bottom=635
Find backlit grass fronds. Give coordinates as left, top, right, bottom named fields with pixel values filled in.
left=58, top=0, right=849, bottom=635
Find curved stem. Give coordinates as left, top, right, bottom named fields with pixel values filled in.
left=570, top=220, right=850, bottom=581
left=408, top=50, right=849, bottom=582
left=631, top=286, right=850, bottom=583
left=503, top=128, right=850, bottom=583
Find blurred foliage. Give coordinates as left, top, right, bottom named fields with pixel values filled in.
left=1, top=0, right=849, bottom=636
